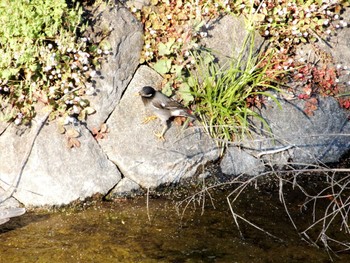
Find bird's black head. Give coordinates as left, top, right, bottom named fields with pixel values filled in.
left=139, top=86, right=156, bottom=98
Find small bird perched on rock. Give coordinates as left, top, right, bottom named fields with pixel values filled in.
left=139, top=86, right=195, bottom=140
left=0, top=207, right=26, bottom=225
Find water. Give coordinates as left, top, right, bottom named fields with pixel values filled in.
left=1, top=177, right=350, bottom=262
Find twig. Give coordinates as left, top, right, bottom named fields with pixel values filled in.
left=146, top=187, right=151, bottom=222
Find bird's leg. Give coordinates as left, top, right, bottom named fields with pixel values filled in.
left=154, top=123, right=168, bottom=141
left=142, top=115, right=158, bottom=124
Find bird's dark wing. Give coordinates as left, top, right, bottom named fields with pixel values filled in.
left=153, top=99, right=184, bottom=110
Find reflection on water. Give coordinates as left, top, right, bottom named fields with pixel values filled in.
left=1, top=181, right=350, bottom=263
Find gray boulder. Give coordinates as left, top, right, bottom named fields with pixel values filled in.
left=99, top=65, right=220, bottom=189
left=220, top=95, right=350, bottom=175
left=257, top=95, right=350, bottom=165
left=220, top=146, right=264, bottom=176
left=0, top=110, right=121, bottom=206
left=85, top=4, right=143, bottom=130
left=201, top=15, right=265, bottom=66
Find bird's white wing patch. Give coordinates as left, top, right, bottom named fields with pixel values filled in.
left=171, top=109, right=184, bottom=116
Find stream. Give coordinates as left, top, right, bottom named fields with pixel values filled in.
left=1, top=172, right=350, bottom=263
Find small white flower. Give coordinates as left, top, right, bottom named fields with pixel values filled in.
left=48, top=43, right=53, bottom=49
left=14, top=118, right=22, bottom=125
left=264, top=30, right=269, bottom=36
left=73, top=105, right=80, bottom=114
left=89, top=70, right=97, bottom=78
left=167, top=14, right=172, bottom=20
left=199, top=32, right=207, bottom=38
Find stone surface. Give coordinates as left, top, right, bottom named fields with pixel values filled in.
left=85, top=4, right=143, bottom=130
left=251, top=94, right=350, bottom=165
left=99, top=65, right=221, bottom=188
left=201, top=15, right=265, bottom=66
left=0, top=111, right=121, bottom=206
left=0, top=187, right=22, bottom=209
left=220, top=146, right=264, bottom=176
left=108, top=177, right=142, bottom=198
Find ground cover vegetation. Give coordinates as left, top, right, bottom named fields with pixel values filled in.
left=0, top=0, right=109, bottom=127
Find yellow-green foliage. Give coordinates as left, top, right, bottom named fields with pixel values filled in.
left=0, top=0, right=104, bottom=124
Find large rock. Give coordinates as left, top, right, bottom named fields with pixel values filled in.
left=0, top=111, right=121, bottom=206
left=220, top=94, right=350, bottom=175
left=256, top=95, right=350, bottom=164
left=99, top=65, right=220, bottom=188
left=201, top=15, right=265, bottom=66
left=85, top=4, right=143, bottom=130
left=220, top=146, right=264, bottom=176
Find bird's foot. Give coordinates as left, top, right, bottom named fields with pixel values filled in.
left=142, top=115, right=158, bottom=124
left=154, top=131, right=165, bottom=141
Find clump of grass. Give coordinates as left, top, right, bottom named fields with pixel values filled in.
left=0, top=0, right=108, bottom=125
left=189, top=29, right=280, bottom=150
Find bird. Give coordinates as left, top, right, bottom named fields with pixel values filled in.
left=139, top=86, right=195, bottom=140
left=0, top=207, right=26, bottom=225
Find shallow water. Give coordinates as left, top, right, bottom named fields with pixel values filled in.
left=1, top=181, right=350, bottom=263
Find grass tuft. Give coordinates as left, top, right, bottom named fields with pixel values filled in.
left=189, top=28, right=281, bottom=151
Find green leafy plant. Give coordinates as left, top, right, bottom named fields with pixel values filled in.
left=0, top=0, right=107, bottom=125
